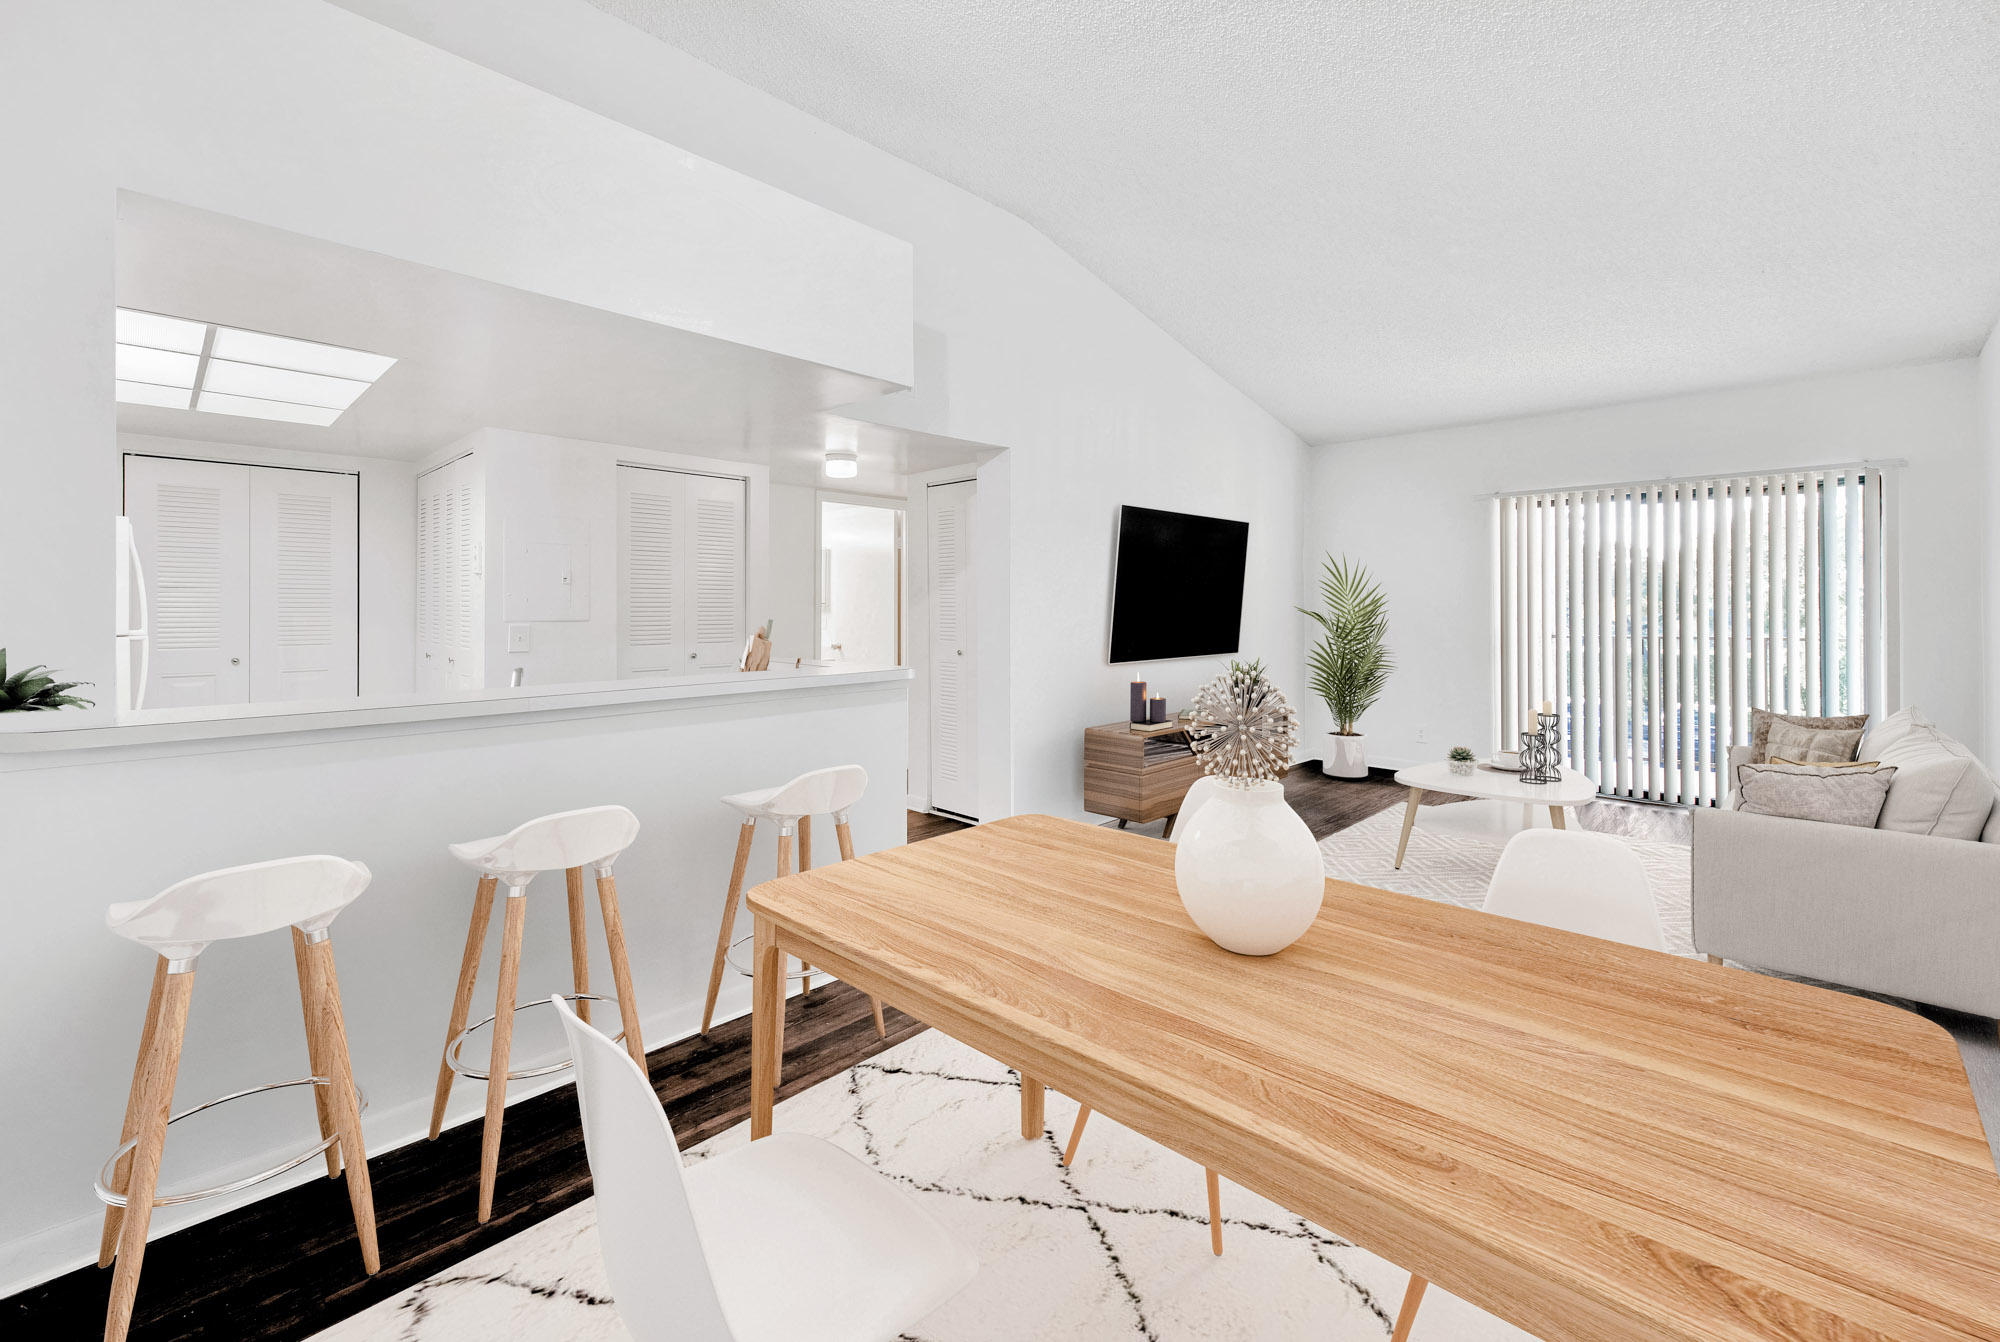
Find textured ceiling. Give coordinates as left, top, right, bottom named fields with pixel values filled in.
left=585, top=0, right=2000, bottom=442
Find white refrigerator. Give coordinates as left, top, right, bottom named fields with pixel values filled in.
left=114, top=515, right=149, bottom=714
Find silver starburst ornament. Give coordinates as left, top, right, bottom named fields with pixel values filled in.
left=1187, top=659, right=1299, bottom=785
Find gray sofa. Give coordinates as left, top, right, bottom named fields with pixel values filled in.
left=1691, top=709, right=2000, bottom=1021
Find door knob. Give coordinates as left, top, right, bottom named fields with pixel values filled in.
left=956, top=649, right=964, bottom=656
left=230, top=657, right=240, bottom=665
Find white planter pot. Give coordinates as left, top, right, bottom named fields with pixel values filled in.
left=1322, top=732, right=1367, bottom=779
left=1173, top=780, right=1324, bottom=956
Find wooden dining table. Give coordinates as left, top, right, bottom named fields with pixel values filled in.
left=747, top=814, right=2000, bottom=1341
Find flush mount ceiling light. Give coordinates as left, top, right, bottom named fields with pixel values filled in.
left=823, top=424, right=860, bottom=479
left=113, top=307, right=396, bottom=427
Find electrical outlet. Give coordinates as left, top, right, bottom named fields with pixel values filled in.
left=507, top=624, right=532, bottom=653
left=1414, top=726, right=1427, bottom=744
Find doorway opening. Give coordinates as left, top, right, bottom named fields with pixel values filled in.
left=816, top=497, right=904, bottom=667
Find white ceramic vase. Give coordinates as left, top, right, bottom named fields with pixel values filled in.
left=1173, top=779, right=1324, bottom=955
left=1322, top=732, right=1367, bottom=778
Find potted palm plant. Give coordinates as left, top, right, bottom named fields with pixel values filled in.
left=1299, top=556, right=1391, bottom=779
left=0, top=649, right=93, bottom=712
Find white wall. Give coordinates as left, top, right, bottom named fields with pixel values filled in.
left=766, top=483, right=817, bottom=667
left=119, top=433, right=417, bottom=695
left=335, top=0, right=1312, bottom=823
left=1983, top=320, right=2000, bottom=763
left=1302, top=359, right=1987, bottom=769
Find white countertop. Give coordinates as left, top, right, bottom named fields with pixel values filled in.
left=0, top=663, right=911, bottom=755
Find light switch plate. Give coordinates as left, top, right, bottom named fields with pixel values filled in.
left=507, top=624, right=531, bottom=653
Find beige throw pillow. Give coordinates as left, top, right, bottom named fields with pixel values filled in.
left=1764, top=717, right=1866, bottom=764
left=1734, top=761, right=1896, bottom=827
left=1748, top=708, right=1868, bottom=764
left=1856, top=708, right=1997, bottom=840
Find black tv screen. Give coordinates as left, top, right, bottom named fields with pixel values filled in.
left=1108, top=505, right=1249, bottom=663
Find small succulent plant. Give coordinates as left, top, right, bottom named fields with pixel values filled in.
left=0, top=649, right=94, bottom=712
left=1448, top=745, right=1476, bottom=762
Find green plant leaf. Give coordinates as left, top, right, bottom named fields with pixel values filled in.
left=1299, top=555, right=1393, bottom=734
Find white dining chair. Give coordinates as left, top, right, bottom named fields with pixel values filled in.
left=1391, top=826, right=1665, bottom=1339
left=1064, top=770, right=1231, bottom=1255
left=552, top=996, right=978, bottom=1342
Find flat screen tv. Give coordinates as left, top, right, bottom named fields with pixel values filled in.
left=1108, top=505, right=1249, bottom=663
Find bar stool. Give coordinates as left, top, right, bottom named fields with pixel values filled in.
left=96, top=855, right=378, bottom=1342
left=427, top=804, right=646, bottom=1222
left=700, top=765, right=885, bottom=1039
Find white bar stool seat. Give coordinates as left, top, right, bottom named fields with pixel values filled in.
left=97, top=855, right=379, bottom=1342
left=427, top=804, right=649, bottom=1223
left=703, top=766, right=886, bottom=1038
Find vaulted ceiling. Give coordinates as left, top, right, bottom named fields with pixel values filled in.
left=587, top=0, right=2000, bottom=443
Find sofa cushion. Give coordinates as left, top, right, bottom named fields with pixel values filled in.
left=1858, top=708, right=1997, bottom=840
left=1748, top=709, right=1868, bottom=763
left=1984, top=792, right=2000, bottom=843
left=1764, top=717, right=1866, bottom=763
left=1734, top=761, right=1896, bottom=827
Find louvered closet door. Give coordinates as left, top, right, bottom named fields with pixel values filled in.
left=249, top=468, right=357, bottom=701
left=417, top=455, right=484, bottom=692
left=928, top=479, right=978, bottom=818
left=686, top=473, right=746, bottom=670
left=618, top=466, right=684, bottom=674
left=124, top=456, right=251, bottom=707
left=617, top=466, right=747, bottom=676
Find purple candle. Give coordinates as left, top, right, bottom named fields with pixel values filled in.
left=1130, top=679, right=1148, bottom=723
left=1148, top=695, right=1167, bottom=724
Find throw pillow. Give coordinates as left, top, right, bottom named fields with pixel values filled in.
left=1748, top=708, right=1868, bottom=763
left=1856, top=707, right=1997, bottom=840
left=1764, top=717, right=1867, bottom=764
left=1734, top=761, right=1896, bottom=827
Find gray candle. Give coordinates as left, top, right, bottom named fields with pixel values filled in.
left=1149, top=695, right=1167, bottom=724
left=1130, top=679, right=1148, bottom=723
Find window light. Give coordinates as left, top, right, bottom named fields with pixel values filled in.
left=112, top=307, right=395, bottom=426
left=195, top=392, right=344, bottom=427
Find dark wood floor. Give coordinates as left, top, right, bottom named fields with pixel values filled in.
left=8, top=984, right=921, bottom=1341
left=8, top=781, right=1456, bottom=1342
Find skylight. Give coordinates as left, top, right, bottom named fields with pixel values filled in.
left=113, top=308, right=396, bottom=427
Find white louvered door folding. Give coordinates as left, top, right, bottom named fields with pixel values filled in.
left=417, top=454, right=484, bottom=693
left=249, top=467, right=357, bottom=701
left=125, top=456, right=251, bottom=707
left=928, top=478, right=978, bottom=819
left=616, top=466, right=745, bottom=676
left=1496, top=467, right=1891, bottom=807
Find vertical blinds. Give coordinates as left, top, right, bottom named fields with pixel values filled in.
left=1495, top=466, right=1891, bottom=807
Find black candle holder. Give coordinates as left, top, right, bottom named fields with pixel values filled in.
left=1520, top=711, right=1563, bottom=784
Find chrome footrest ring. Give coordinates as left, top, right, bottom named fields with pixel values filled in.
left=724, top=934, right=818, bottom=982
left=94, top=1076, right=369, bottom=1209
left=446, top=992, right=623, bottom=1082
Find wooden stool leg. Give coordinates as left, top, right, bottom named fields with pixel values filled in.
left=1206, top=1168, right=1224, bottom=1256
left=429, top=876, right=497, bottom=1140
left=291, top=927, right=342, bottom=1179
left=1394, top=787, right=1423, bottom=868
left=565, top=866, right=592, bottom=1025
left=798, top=814, right=812, bottom=871
left=1062, top=1103, right=1092, bottom=1166
left=702, top=820, right=757, bottom=1034
left=99, top=957, right=168, bottom=1267
left=596, top=868, right=647, bottom=1070
left=477, top=889, right=528, bottom=1223
left=1390, top=1274, right=1429, bottom=1342
left=301, top=935, right=380, bottom=1273
left=103, top=966, right=194, bottom=1342
left=870, top=996, right=887, bottom=1038
left=1706, top=954, right=1724, bottom=965
left=834, top=818, right=856, bottom=861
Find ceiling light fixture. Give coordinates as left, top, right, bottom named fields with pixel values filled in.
left=823, top=424, right=860, bottom=479
left=112, top=307, right=396, bottom=426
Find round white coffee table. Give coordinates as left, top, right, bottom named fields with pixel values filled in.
left=1390, top=761, right=1599, bottom=869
